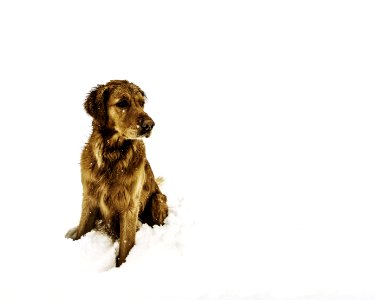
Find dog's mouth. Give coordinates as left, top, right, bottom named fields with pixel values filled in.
left=139, top=132, right=152, bottom=138
left=119, top=127, right=152, bottom=139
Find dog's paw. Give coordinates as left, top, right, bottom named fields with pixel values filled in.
left=65, top=226, right=79, bottom=240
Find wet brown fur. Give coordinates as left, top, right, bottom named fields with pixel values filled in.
left=65, top=80, right=168, bottom=267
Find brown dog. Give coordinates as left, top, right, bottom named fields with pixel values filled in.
left=65, top=80, right=168, bottom=267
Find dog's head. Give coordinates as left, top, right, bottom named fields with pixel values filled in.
left=84, top=80, right=154, bottom=139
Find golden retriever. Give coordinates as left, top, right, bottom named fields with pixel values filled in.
left=65, top=80, right=168, bottom=267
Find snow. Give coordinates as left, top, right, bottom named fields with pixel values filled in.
left=1, top=0, right=375, bottom=299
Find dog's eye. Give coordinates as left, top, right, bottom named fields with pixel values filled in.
left=116, top=99, right=129, bottom=108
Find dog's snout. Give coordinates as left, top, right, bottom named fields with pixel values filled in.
left=140, top=118, right=155, bottom=132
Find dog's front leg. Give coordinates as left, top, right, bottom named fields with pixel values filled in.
left=117, top=208, right=138, bottom=267
left=66, top=197, right=98, bottom=240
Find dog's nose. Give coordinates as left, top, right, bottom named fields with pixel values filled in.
left=141, top=119, right=155, bottom=132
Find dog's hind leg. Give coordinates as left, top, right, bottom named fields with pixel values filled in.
left=140, top=192, right=168, bottom=226
left=151, top=192, right=168, bottom=225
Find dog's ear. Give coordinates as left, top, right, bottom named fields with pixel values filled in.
left=84, top=84, right=110, bottom=126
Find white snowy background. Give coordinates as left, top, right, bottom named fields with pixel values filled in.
left=1, top=1, right=375, bottom=299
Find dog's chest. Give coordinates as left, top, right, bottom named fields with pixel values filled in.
left=88, top=154, right=145, bottom=217
left=103, top=162, right=144, bottom=210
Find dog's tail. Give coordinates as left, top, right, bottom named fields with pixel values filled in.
left=156, top=176, right=165, bottom=187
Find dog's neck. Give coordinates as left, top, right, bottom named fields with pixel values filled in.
left=94, top=125, right=132, bottom=147
left=90, top=124, right=141, bottom=167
